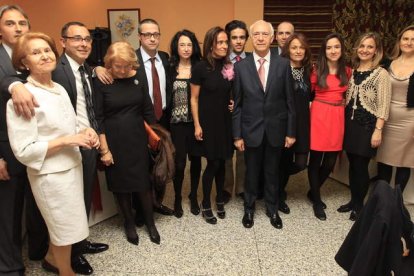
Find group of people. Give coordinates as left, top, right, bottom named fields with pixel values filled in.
left=1, top=3, right=414, bottom=276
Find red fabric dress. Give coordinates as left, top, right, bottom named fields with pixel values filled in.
left=310, top=67, right=351, bottom=151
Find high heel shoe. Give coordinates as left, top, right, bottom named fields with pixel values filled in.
left=201, top=204, right=217, bottom=224
left=188, top=195, right=200, bottom=215
left=337, top=201, right=353, bottom=213
left=148, top=225, right=160, bottom=244
left=174, top=197, right=183, bottom=218
left=216, top=202, right=226, bottom=219
left=124, top=222, right=139, bottom=245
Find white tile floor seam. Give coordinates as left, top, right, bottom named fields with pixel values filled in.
left=23, top=170, right=414, bottom=275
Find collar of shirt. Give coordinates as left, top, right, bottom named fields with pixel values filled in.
left=3, top=43, right=12, bottom=59
left=140, top=46, right=160, bottom=63
left=253, top=51, right=271, bottom=68
left=65, top=53, right=85, bottom=74
left=230, top=51, right=246, bottom=64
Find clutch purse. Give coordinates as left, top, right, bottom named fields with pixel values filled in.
left=144, top=121, right=161, bottom=151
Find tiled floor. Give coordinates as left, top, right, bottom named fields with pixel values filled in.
left=24, top=170, right=414, bottom=275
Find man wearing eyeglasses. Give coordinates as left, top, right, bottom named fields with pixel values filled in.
left=232, top=20, right=296, bottom=230
left=3, top=21, right=108, bottom=275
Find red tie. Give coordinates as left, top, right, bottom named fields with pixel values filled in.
left=258, top=58, right=266, bottom=89
left=150, top=57, right=162, bottom=120
left=235, top=55, right=241, bottom=62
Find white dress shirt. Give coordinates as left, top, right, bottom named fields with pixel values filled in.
left=253, top=51, right=271, bottom=90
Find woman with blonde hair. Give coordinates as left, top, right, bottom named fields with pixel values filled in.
left=340, top=32, right=391, bottom=221
left=94, top=41, right=160, bottom=245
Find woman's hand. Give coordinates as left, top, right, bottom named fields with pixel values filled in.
left=228, top=99, right=234, bottom=112
left=371, top=129, right=382, bottom=148
left=81, top=128, right=100, bottom=148
left=67, top=133, right=94, bottom=149
left=95, top=66, right=113, bottom=84
left=100, top=150, right=114, bottom=166
left=194, top=125, right=203, bottom=141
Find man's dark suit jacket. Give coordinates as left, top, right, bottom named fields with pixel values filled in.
left=232, top=52, right=295, bottom=147
left=136, top=48, right=171, bottom=127
left=0, top=44, right=26, bottom=175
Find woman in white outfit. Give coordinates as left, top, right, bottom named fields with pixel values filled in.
left=6, top=32, right=99, bottom=276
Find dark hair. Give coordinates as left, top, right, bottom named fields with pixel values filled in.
left=12, top=32, right=59, bottom=71
left=203, top=26, right=229, bottom=70
left=61, top=21, right=87, bottom=37
left=225, top=20, right=249, bottom=40
left=316, top=33, right=348, bottom=88
left=0, top=5, right=30, bottom=29
left=169, top=29, right=202, bottom=75
left=138, top=18, right=160, bottom=34
left=281, top=32, right=312, bottom=74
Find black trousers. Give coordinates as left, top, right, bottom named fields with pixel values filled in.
left=0, top=174, right=47, bottom=274
left=244, top=134, right=282, bottom=214
left=279, top=148, right=308, bottom=202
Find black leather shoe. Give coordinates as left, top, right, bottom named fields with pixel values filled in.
left=154, top=204, right=174, bottom=216
left=223, top=190, right=232, bottom=204
left=313, top=204, right=327, bottom=221
left=307, top=190, right=327, bottom=209
left=216, top=202, right=226, bottom=219
left=349, top=209, right=361, bottom=221
left=124, top=222, right=139, bottom=245
left=278, top=201, right=290, bottom=214
left=201, top=204, right=217, bottom=224
left=148, top=226, right=161, bottom=244
left=270, top=213, right=283, bottom=229
left=42, top=259, right=58, bottom=274
left=72, top=255, right=93, bottom=275
left=83, top=240, right=109, bottom=254
left=242, top=212, right=254, bottom=228
left=337, top=202, right=353, bottom=213
left=189, top=196, right=200, bottom=216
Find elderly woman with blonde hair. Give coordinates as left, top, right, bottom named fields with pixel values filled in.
left=94, top=41, right=160, bottom=246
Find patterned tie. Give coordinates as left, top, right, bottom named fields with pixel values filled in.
left=150, top=57, right=163, bottom=120
left=235, top=55, right=241, bottom=62
left=79, top=65, right=98, bottom=130
left=258, top=58, right=266, bottom=90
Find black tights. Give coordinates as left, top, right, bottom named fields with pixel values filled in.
left=307, top=150, right=338, bottom=205
left=202, top=159, right=225, bottom=208
left=173, top=155, right=201, bottom=202
left=279, top=149, right=308, bottom=201
left=116, top=190, right=156, bottom=229
left=347, top=152, right=371, bottom=210
left=377, top=162, right=411, bottom=192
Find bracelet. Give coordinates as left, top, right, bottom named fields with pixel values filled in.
left=100, top=149, right=110, bottom=156
left=375, top=126, right=382, bottom=131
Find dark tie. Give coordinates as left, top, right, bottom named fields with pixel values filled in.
left=150, top=57, right=162, bottom=120
left=235, top=55, right=241, bottom=62
left=79, top=65, right=98, bottom=130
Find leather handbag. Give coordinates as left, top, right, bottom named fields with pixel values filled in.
left=144, top=121, right=160, bottom=151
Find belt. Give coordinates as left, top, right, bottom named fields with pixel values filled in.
left=314, top=99, right=345, bottom=106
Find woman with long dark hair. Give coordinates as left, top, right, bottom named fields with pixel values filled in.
left=308, top=33, right=351, bottom=220
left=190, top=26, right=233, bottom=224
left=168, top=29, right=202, bottom=217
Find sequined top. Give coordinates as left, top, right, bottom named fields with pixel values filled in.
left=171, top=78, right=192, bottom=123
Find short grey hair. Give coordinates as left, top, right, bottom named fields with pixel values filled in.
left=249, top=20, right=274, bottom=39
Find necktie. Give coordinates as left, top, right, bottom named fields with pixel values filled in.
left=258, top=58, right=266, bottom=90
left=235, top=55, right=241, bottom=62
left=79, top=65, right=98, bottom=130
left=150, top=57, right=163, bottom=120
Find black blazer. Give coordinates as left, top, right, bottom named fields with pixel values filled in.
left=232, top=52, right=296, bottom=148
left=136, top=48, right=172, bottom=128
left=0, top=44, right=26, bottom=174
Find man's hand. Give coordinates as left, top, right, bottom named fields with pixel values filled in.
left=0, top=159, right=10, bottom=181
left=95, top=66, right=113, bottom=84
left=11, top=83, right=38, bottom=119
left=285, top=136, right=296, bottom=148
left=234, top=138, right=245, bottom=151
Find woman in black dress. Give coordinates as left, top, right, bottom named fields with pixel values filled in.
left=190, top=26, right=233, bottom=224
left=279, top=33, right=312, bottom=212
left=95, top=41, right=160, bottom=245
left=169, top=29, right=202, bottom=218
left=342, top=32, right=391, bottom=220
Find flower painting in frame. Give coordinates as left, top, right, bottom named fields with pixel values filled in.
left=107, top=9, right=140, bottom=49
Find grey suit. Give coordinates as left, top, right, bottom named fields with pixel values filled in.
left=232, top=52, right=295, bottom=214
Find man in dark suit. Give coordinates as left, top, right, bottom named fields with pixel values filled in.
left=5, top=21, right=109, bottom=275
left=0, top=5, right=48, bottom=275
left=232, top=20, right=296, bottom=230
left=274, top=21, right=294, bottom=55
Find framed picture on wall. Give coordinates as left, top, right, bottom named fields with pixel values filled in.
left=107, top=8, right=141, bottom=49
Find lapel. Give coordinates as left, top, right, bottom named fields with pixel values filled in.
left=60, top=54, right=78, bottom=102
left=136, top=48, right=149, bottom=87
left=245, top=54, right=264, bottom=93
left=265, top=52, right=278, bottom=94
left=0, top=44, right=16, bottom=76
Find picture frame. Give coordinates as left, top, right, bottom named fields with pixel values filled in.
left=107, top=9, right=141, bottom=49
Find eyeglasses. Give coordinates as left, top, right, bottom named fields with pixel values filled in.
left=63, top=36, right=93, bottom=43
left=139, top=32, right=161, bottom=39
left=252, top=32, right=271, bottom=39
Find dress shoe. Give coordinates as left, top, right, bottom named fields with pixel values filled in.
left=83, top=240, right=109, bottom=254
left=337, top=202, right=353, bottom=213
left=223, top=190, right=232, bottom=204
left=307, top=190, right=327, bottom=209
left=270, top=213, right=283, bottom=229
left=278, top=201, right=290, bottom=214
left=42, top=259, right=58, bottom=274
left=313, top=204, right=327, bottom=221
left=216, top=202, right=226, bottom=219
left=124, top=222, right=139, bottom=245
left=154, top=204, right=174, bottom=216
left=242, top=212, right=254, bottom=228
left=349, top=209, right=360, bottom=221
left=174, top=198, right=183, bottom=218
left=201, top=204, right=217, bottom=224
left=189, top=196, right=200, bottom=216
left=71, top=255, right=93, bottom=275
left=148, top=226, right=161, bottom=244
